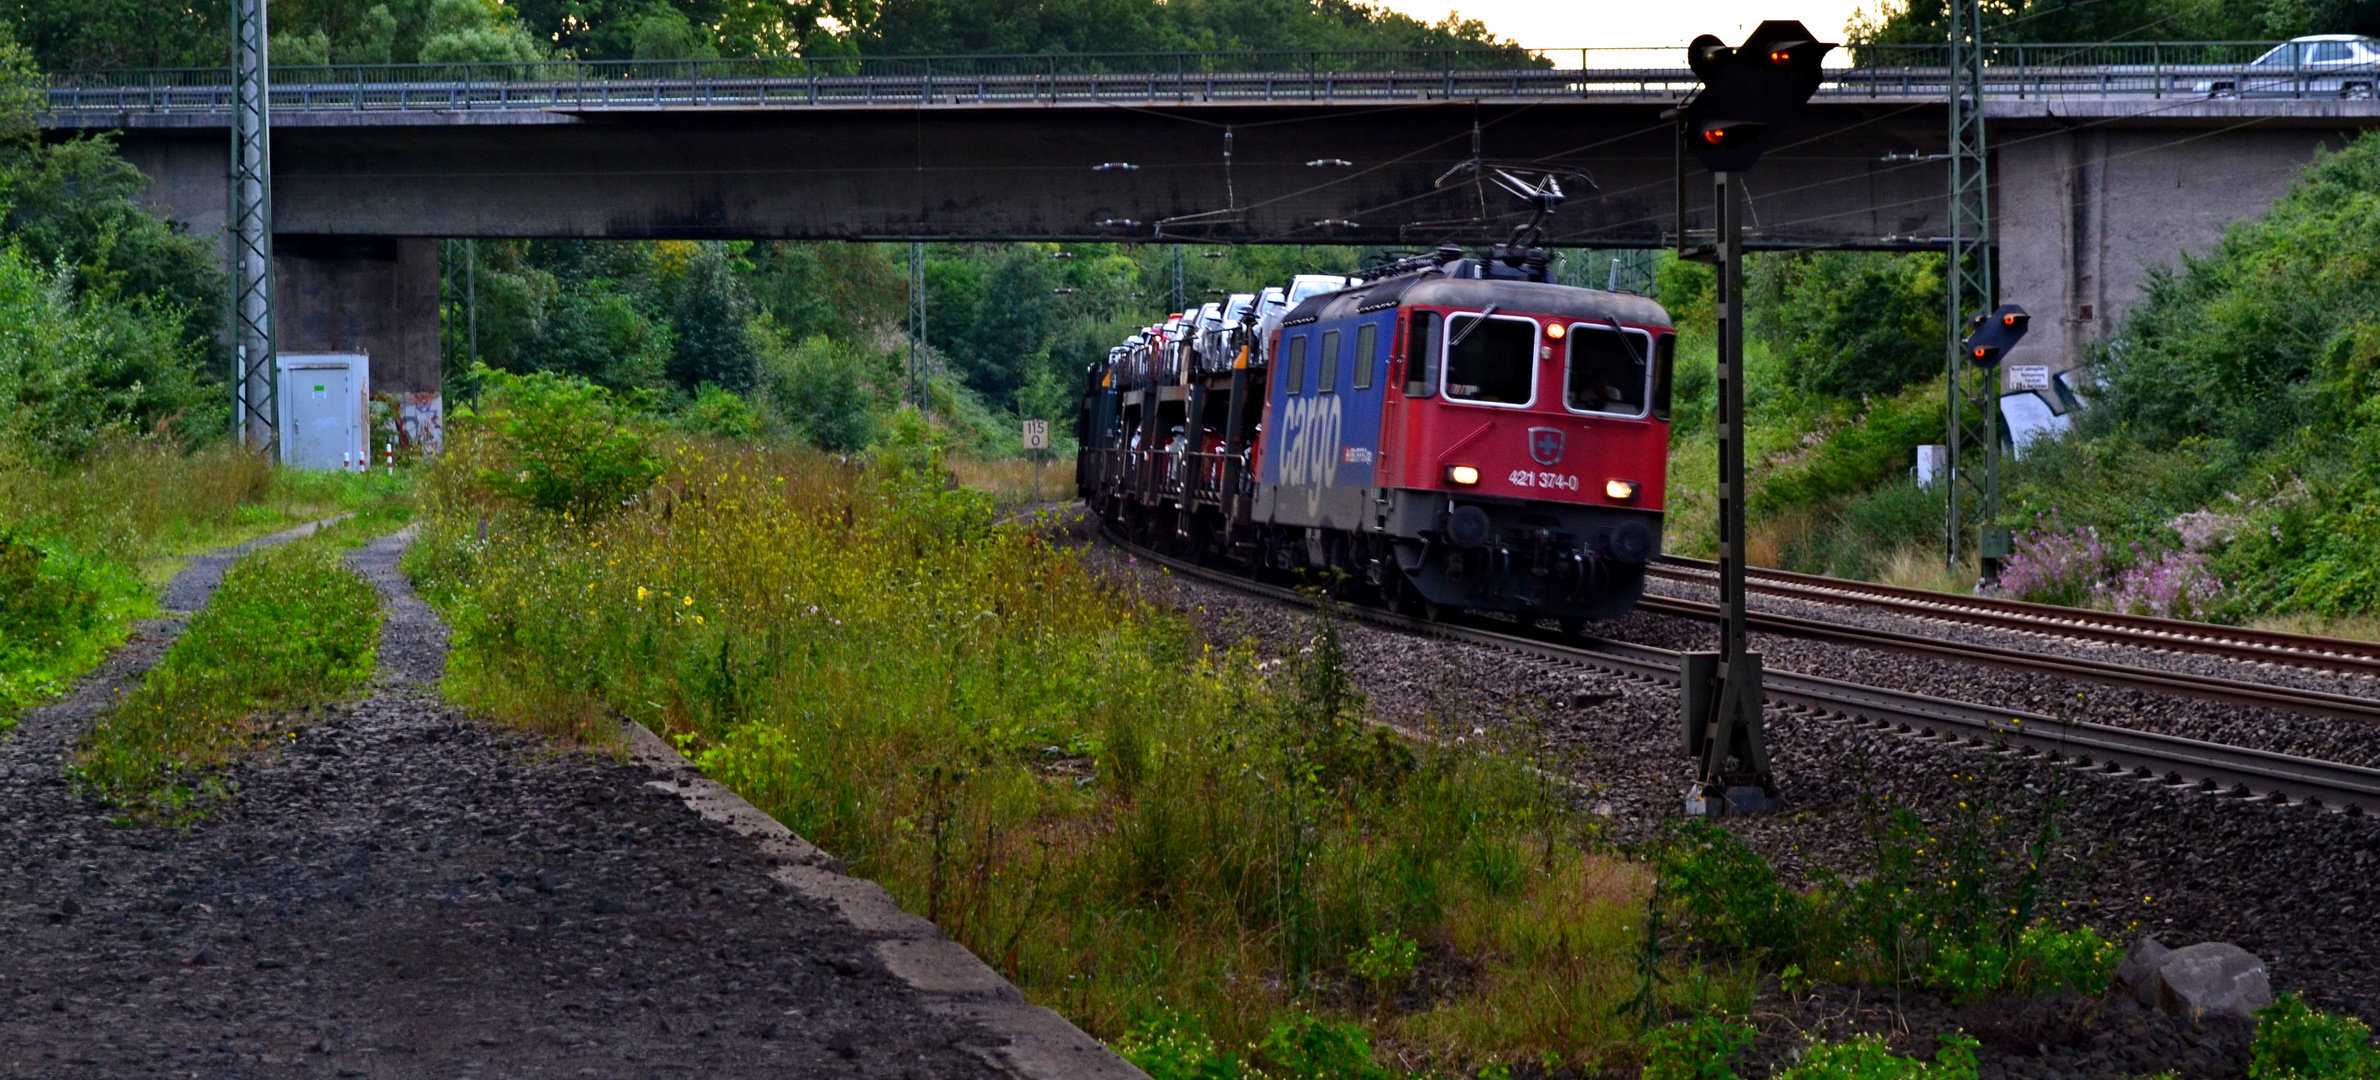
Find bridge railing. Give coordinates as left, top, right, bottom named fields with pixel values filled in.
left=40, top=42, right=2379, bottom=113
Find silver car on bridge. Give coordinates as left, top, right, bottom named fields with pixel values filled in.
left=2197, top=35, right=2380, bottom=98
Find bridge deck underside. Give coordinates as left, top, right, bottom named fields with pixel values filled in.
left=105, top=102, right=1977, bottom=246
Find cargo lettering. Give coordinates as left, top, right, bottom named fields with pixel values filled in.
left=1279, top=395, right=1344, bottom=488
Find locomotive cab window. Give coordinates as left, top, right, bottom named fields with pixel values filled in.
left=1565, top=323, right=1653, bottom=417
left=1404, top=311, right=1440, bottom=397
left=1353, top=323, right=1377, bottom=390
left=1284, top=334, right=1307, bottom=394
left=1443, top=314, right=1536, bottom=406
left=1318, top=329, right=1341, bottom=392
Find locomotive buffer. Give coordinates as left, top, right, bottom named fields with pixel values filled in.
left=1673, top=22, right=1832, bottom=817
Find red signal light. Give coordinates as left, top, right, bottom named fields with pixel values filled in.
left=1769, top=49, right=1792, bottom=65
left=1702, top=128, right=1730, bottom=145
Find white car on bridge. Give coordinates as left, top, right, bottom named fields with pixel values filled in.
left=2198, top=35, right=2380, bottom=98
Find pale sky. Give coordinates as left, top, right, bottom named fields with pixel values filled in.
left=1371, top=0, right=1881, bottom=58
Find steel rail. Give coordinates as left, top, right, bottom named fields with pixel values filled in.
left=1651, top=556, right=2380, bottom=677
left=1104, top=533, right=2380, bottom=813
left=1632, top=592, right=2380, bottom=723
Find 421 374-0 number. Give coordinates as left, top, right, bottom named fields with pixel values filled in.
left=1507, top=470, right=1580, bottom=491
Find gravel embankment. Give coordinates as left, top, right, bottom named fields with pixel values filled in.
left=0, top=526, right=1003, bottom=1080
left=1637, top=573, right=2380, bottom=770
left=1077, top=523, right=2380, bottom=1080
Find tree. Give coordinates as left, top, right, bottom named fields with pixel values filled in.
left=1751, top=251, right=1944, bottom=399
left=418, top=0, right=546, bottom=63
left=851, top=0, right=1532, bottom=58
left=664, top=242, right=755, bottom=392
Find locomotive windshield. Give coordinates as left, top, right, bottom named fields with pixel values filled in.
left=1566, top=323, right=1652, bottom=416
left=1443, top=314, right=1536, bottom=405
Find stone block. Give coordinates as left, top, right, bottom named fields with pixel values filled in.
left=2152, top=942, right=2272, bottom=1021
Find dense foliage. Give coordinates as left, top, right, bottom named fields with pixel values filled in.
left=10, top=0, right=1522, bottom=69
left=409, top=381, right=1675, bottom=1071
left=0, top=30, right=224, bottom=457
left=450, top=238, right=1365, bottom=456
left=1990, top=132, right=2380, bottom=616
left=0, top=26, right=406, bottom=729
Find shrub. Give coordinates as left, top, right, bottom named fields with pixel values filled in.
left=1751, top=382, right=1947, bottom=519
left=1754, top=251, right=1946, bottom=399
left=755, top=331, right=892, bottom=453
left=0, top=245, right=219, bottom=460
left=681, top=382, right=759, bottom=439
left=2107, top=549, right=2225, bottom=619
left=2094, top=132, right=2380, bottom=452
left=1657, top=820, right=1809, bottom=962
left=1777, top=479, right=1943, bottom=579
left=1774, top=1033, right=1980, bottom=1080
left=1642, top=1016, right=1755, bottom=1080
left=1255, top=1013, right=1391, bottom=1080
left=1347, top=929, right=1421, bottom=1002
left=1650, top=777, right=2108, bottom=1005
left=1117, top=1012, right=1245, bottom=1080
left=2251, top=994, right=2380, bottom=1080
left=1998, top=525, right=2110, bottom=607
left=413, top=431, right=1647, bottom=1066
left=468, top=366, right=661, bottom=517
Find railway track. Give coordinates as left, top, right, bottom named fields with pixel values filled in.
left=1106, top=535, right=2380, bottom=815
left=1637, top=561, right=2380, bottom=724
left=1652, top=556, right=2380, bottom=677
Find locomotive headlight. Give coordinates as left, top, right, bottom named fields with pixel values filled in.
left=1446, top=465, right=1481, bottom=486
left=1544, top=323, right=1566, bottom=340
left=1604, top=479, right=1640, bottom=501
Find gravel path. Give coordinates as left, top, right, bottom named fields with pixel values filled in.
left=1077, top=523, right=2380, bottom=1080
left=0, top=525, right=1010, bottom=1080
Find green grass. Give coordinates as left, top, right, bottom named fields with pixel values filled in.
left=405, top=391, right=1686, bottom=1075
left=407, top=374, right=2127, bottom=1075
left=71, top=524, right=385, bottom=821
left=0, top=440, right=413, bottom=727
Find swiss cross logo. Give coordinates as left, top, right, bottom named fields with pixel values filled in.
left=1528, top=427, right=1565, bottom=466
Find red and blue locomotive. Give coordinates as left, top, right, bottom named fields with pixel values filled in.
left=1078, top=244, right=1675, bottom=624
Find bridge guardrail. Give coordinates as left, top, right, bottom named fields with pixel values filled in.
left=40, top=43, right=2380, bottom=113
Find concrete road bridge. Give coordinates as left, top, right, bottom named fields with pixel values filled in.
left=41, top=43, right=2380, bottom=397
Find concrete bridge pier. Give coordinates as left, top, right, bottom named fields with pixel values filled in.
left=112, top=135, right=445, bottom=451
left=1994, top=111, right=2357, bottom=386
left=273, top=236, right=445, bottom=453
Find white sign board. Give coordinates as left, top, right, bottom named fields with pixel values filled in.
left=2008, top=365, right=2051, bottom=390
left=1914, top=444, right=1949, bottom=487
left=1021, top=419, right=1050, bottom=450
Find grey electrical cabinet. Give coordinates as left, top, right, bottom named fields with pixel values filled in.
left=277, top=353, right=371, bottom=471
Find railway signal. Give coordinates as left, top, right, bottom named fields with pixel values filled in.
left=1677, top=21, right=1833, bottom=818
left=1958, top=303, right=2030, bottom=581
left=1682, top=23, right=1833, bottom=173
left=1961, top=304, right=2030, bottom=367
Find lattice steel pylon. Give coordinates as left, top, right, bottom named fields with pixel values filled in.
left=230, top=0, right=277, bottom=449
left=1943, top=0, right=2000, bottom=575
